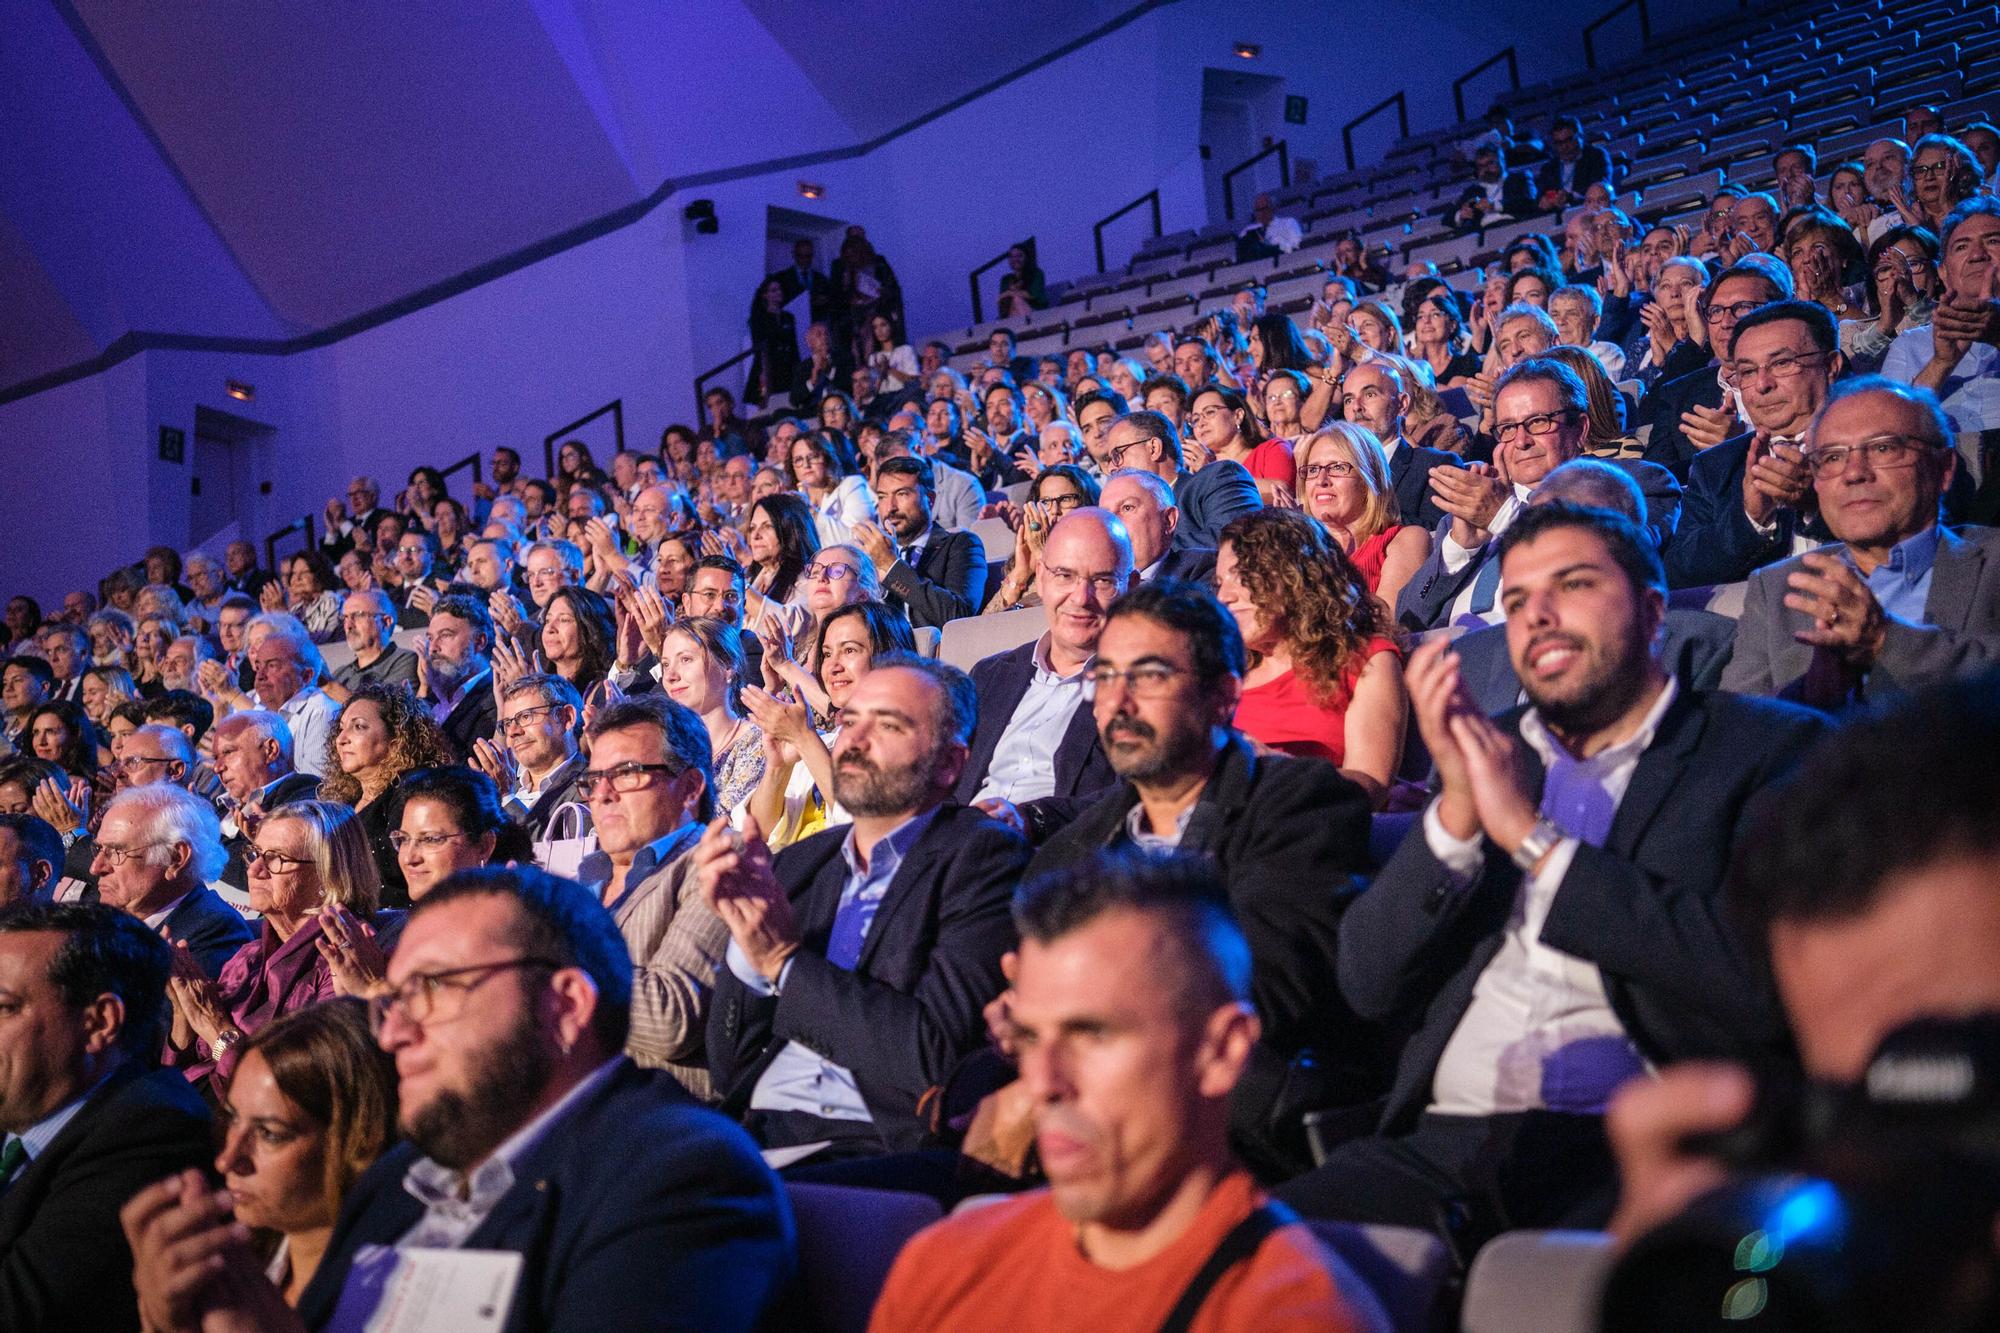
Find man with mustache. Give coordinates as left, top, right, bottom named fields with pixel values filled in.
left=1278, top=501, right=1824, bottom=1249
left=1029, top=580, right=1376, bottom=1176
left=870, top=853, right=1378, bottom=1332
left=696, top=655, right=1029, bottom=1162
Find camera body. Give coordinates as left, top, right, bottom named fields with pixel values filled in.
left=1601, top=1014, right=2000, bottom=1331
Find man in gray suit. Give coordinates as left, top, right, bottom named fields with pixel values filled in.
left=1102, top=410, right=1261, bottom=551
left=1726, top=377, right=2000, bottom=709
left=1449, top=460, right=1737, bottom=714
left=1396, top=359, right=1682, bottom=631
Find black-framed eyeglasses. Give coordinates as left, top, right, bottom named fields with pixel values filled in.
left=1702, top=299, right=1766, bottom=324
left=576, top=762, right=680, bottom=798
left=498, top=702, right=566, bottom=736
left=1493, top=411, right=1577, bottom=444
left=1303, top=461, right=1357, bottom=482
left=243, top=846, right=313, bottom=873
left=366, top=957, right=563, bottom=1034
left=1911, top=161, right=1952, bottom=179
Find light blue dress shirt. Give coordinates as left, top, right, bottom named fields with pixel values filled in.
left=1856, top=523, right=1940, bottom=625
left=972, top=635, right=1092, bottom=806
left=728, top=808, right=938, bottom=1122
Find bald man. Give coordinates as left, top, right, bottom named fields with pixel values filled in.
left=956, top=509, right=1133, bottom=844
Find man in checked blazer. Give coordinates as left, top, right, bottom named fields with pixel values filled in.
left=1724, top=378, right=2000, bottom=710
left=855, top=450, right=986, bottom=629
left=699, top=655, right=1028, bottom=1158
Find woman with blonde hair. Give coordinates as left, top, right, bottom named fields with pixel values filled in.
left=165, top=799, right=385, bottom=1094
left=1292, top=423, right=1431, bottom=612
left=1542, top=345, right=1642, bottom=460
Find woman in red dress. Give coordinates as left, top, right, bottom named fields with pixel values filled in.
left=1217, top=508, right=1406, bottom=808
left=1294, top=422, right=1431, bottom=615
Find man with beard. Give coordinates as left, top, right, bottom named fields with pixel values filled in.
left=870, top=853, right=1379, bottom=1332
left=1028, top=580, right=1377, bottom=1176
left=1277, top=502, right=1824, bottom=1249
left=122, top=866, right=795, bottom=1332
left=418, top=594, right=497, bottom=761
left=852, top=453, right=985, bottom=629
left=696, top=654, right=1029, bottom=1159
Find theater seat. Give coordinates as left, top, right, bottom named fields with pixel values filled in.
left=784, top=1182, right=943, bottom=1333
left=938, top=606, right=1042, bottom=670
left=912, top=625, right=940, bottom=659
left=1459, top=1229, right=1616, bottom=1333
left=1308, top=1221, right=1454, bottom=1333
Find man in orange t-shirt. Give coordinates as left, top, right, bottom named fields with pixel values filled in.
left=869, top=851, right=1379, bottom=1333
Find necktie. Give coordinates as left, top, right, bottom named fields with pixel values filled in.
left=826, top=887, right=881, bottom=971
left=900, top=545, right=919, bottom=569
left=0, top=1137, right=26, bottom=1190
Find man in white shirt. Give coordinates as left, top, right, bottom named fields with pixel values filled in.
left=1278, top=501, right=1825, bottom=1246
left=1884, top=198, right=2000, bottom=446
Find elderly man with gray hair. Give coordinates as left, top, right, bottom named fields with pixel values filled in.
left=243, top=613, right=336, bottom=777
left=88, top=784, right=250, bottom=977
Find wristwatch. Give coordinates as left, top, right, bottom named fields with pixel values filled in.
left=1511, top=816, right=1566, bottom=873
left=210, top=1028, right=245, bottom=1059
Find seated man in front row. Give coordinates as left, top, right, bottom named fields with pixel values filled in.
left=124, top=866, right=794, bottom=1332
left=1724, top=376, right=2000, bottom=709
left=1279, top=502, right=1826, bottom=1248
left=871, top=852, right=1385, bottom=1333
left=697, top=654, right=1030, bottom=1161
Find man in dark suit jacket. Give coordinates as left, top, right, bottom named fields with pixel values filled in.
left=1447, top=145, right=1539, bottom=231
left=213, top=710, right=321, bottom=889
left=1341, top=361, right=1453, bottom=529
left=1279, top=502, right=1824, bottom=1247
left=1724, top=378, right=2000, bottom=709
left=772, top=237, right=833, bottom=325
left=1029, top=580, right=1378, bottom=1175
left=1105, top=412, right=1262, bottom=552
left=127, top=868, right=795, bottom=1333
left=420, top=593, right=499, bottom=762
left=89, top=784, right=251, bottom=978
left=1534, top=115, right=1613, bottom=205
left=956, top=510, right=1131, bottom=844
left=1100, top=468, right=1220, bottom=588
left=1450, top=606, right=1738, bottom=715
left=857, top=454, right=985, bottom=629
left=0, top=904, right=214, bottom=1333
left=700, top=656, right=1029, bottom=1158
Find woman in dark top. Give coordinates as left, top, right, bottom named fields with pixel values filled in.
left=1410, top=293, right=1482, bottom=387
left=318, top=682, right=454, bottom=907
left=539, top=585, right=617, bottom=700
left=746, top=276, right=800, bottom=406
left=744, top=492, right=819, bottom=613
left=998, top=244, right=1047, bottom=318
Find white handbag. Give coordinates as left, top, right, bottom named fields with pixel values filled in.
left=532, top=802, right=596, bottom=879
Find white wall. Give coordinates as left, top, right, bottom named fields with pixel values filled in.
left=1, top=0, right=1754, bottom=604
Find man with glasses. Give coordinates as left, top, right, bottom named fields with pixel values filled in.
left=1340, top=361, right=1450, bottom=528
left=853, top=454, right=984, bottom=629
left=698, top=654, right=1028, bottom=1162
left=1030, top=580, right=1376, bottom=1176
left=1101, top=469, right=1215, bottom=585
left=474, top=674, right=588, bottom=842
left=391, top=530, right=446, bottom=628
left=88, top=784, right=249, bottom=978
left=957, top=510, right=1132, bottom=845
left=125, top=866, right=794, bottom=1332
left=1102, top=410, right=1261, bottom=552
left=1639, top=259, right=1794, bottom=473
left=1726, top=377, right=2000, bottom=707
left=1666, top=300, right=1840, bottom=588
left=1399, top=359, right=1680, bottom=630
left=573, top=695, right=723, bottom=1092
left=1886, top=198, right=2000, bottom=447
left=318, top=475, right=383, bottom=561
left=328, top=590, right=417, bottom=699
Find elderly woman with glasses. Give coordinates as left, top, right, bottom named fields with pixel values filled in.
left=984, top=465, right=1101, bottom=613
left=756, top=544, right=880, bottom=716
left=165, top=800, right=385, bottom=1094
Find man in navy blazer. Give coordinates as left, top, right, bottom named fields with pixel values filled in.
left=856, top=452, right=985, bottom=629
left=956, top=509, right=1130, bottom=844
left=1340, top=361, right=1452, bottom=530
left=126, top=867, right=794, bottom=1333
left=1449, top=605, right=1739, bottom=715
left=1279, top=502, right=1825, bottom=1247
left=0, top=904, right=213, bottom=1333
left=1534, top=114, right=1614, bottom=205
left=1101, top=468, right=1219, bottom=588
left=90, top=785, right=250, bottom=978
left=1104, top=411, right=1261, bottom=551
left=1724, top=378, right=2000, bottom=709
left=699, top=655, right=1029, bottom=1158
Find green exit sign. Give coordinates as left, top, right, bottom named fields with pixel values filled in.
left=1285, top=95, right=1308, bottom=125
left=158, top=425, right=185, bottom=464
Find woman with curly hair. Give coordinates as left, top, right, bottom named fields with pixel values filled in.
left=320, top=682, right=454, bottom=905
left=1215, top=509, right=1407, bottom=807
left=539, top=585, right=616, bottom=698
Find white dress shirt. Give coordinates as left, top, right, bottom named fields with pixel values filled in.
left=1423, top=676, right=1679, bottom=1116
left=1439, top=483, right=1532, bottom=626
left=972, top=635, right=1092, bottom=806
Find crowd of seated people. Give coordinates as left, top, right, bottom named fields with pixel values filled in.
left=1, top=74, right=2000, bottom=1333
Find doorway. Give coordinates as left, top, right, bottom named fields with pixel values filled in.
left=190, top=404, right=275, bottom=551
left=1200, top=67, right=1289, bottom=224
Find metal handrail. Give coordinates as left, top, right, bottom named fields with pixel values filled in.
left=263, top=515, right=315, bottom=573
left=693, top=351, right=753, bottom=419
left=1221, top=140, right=1290, bottom=221
left=968, top=239, right=1035, bottom=325
left=1093, top=189, right=1163, bottom=273
left=1341, top=94, right=1408, bottom=172
left=1584, top=0, right=1652, bottom=68
left=543, top=400, right=626, bottom=479
left=1453, top=47, right=1522, bottom=123
left=438, top=450, right=483, bottom=500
